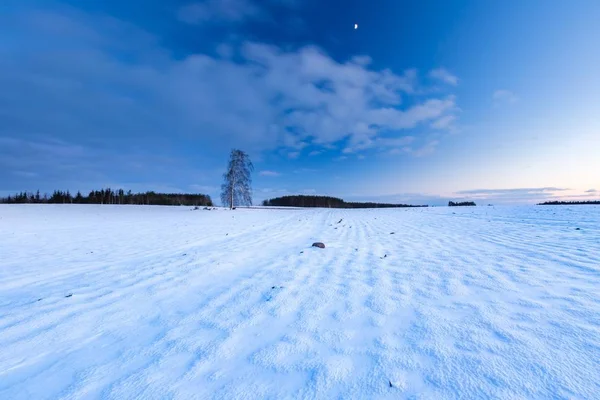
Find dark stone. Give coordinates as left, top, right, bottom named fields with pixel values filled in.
left=65, top=294, right=73, bottom=298
left=312, top=242, right=325, bottom=249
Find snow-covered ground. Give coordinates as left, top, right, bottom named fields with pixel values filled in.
left=1, top=204, right=599, bottom=399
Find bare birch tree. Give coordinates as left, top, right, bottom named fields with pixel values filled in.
left=221, top=149, right=254, bottom=209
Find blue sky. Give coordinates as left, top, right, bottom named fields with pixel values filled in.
left=1, top=0, right=599, bottom=205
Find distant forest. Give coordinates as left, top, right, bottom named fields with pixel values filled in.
left=0, top=189, right=213, bottom=206
left=538, top=200, right=600, bottom=205
left=448, top=201, right=476, bottom=207
left=262, top=195, right=428, bottom=208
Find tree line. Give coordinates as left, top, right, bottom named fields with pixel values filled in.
left=0, top=188, right=213, bottom=206
left=538, top=200, right=600, bottom=205
left=448, top=201, right=476, bottom=206
left=262, top=195, right=428, bottom=208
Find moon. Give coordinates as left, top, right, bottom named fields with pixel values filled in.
left=354, top=23, right=358, bottom=30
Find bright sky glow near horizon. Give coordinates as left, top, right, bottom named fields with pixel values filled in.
left=0, top=0, right=599, bottom=205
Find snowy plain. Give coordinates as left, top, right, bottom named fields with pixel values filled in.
left=1, top=204, right=599, bottom=399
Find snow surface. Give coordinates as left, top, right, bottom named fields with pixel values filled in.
left=1, top=204, right=599, bottom=399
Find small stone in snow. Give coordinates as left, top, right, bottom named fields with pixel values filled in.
left=312, top=242, right=325, bottom=249
left=65, top=294, right=73, bottom=298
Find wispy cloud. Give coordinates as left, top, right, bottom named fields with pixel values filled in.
left=0, top=6, right=462, bottom=192
left=13, top=171, right=39, bottom=178
left=431, top=115, right=456, bottom=130
left=259, top=170, right=281, bottom=177
left=456, top=187, right=569, bottom=195
left=412, top=140, right=440, bottom=157
left=585, top=188, right=597, bottom=193
left=429, top=68, right=458, bottom=86
left=293, top=168, right=318, bottom=174
left=177, top=0, right=262, bottom=24
left=493, top=89, right=518, bottom=105
left=333, top=156, right=348, bottom=161
left=308, top=150, right=322, bottom=156
left=454, top=187, right=571, bottom=204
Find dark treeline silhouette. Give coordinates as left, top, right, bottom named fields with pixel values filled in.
left=262, top=195, right=427, bottom=208
left=448, top=201, right=476, bottom=207
left=1, top=188, right=213, bottom=206
left=538, top=200, right=600, bottom=205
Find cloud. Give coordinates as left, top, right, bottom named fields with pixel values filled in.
left=308, top=150, right=322, bottom=156
left=412, top=140, right=440, bottom=157
left=344, top=135, right=415, bottom=153
left=259, top=170, right=281, bottom=177
left=293, top=168, right=318, bottom=173
left=177, top=0, right=262, bottom=24
left=431, top=115, right=456, bottom=130
left=454, top=187, right=571, bottom=204
left=333, top=156, right=348, bottom=161
left=456, top=187, right=569, bottom=195
left=493, top=89, right=518, bottom=105
left=585, top=189, right=597, bottom=193
left=13, top=171, right=39, bottom=178
left=429, top=68, right=458, bottom=86
left=0, top=7, right=461, bottom=191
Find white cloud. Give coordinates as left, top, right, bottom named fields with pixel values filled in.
left=293, top=168, right=318, bottom=173
left=431, top=115, right=456, bottom=130
left=394, top=140, right=439, bottom=157
left=429, top=68, right=458, bottom=86
left=343, top=135, right=415, bottom=153
left=1, top=8, right=462, bottom=183
left=259, top=170, right=281, bottom=177
left=308, top=150, right=321, bottom=156
left=216, top=43, right=234, bottom=59
left=333, top=156, right=348, bottom=161
left=412, top=140, right=440, bottom=157
left=177, top=0, right=261, bottom=24
left=493, top=89, right=518, bottom=105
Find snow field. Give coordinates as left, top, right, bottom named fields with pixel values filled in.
left=0, top=204, right=599, bottom=399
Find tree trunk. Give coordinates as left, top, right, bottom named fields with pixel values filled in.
left=230, top=176, right=234, bottom=209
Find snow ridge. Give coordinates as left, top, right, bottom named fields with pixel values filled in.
left=1, top=205, right=599, bottom=399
